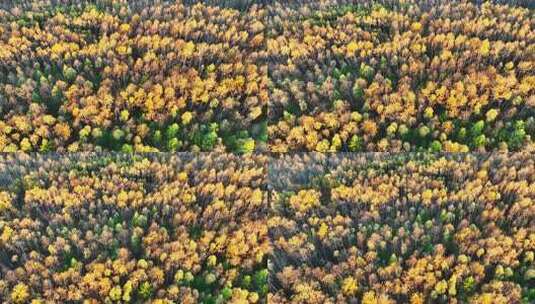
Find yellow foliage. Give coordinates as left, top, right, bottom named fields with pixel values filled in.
left=1, top=226, right=13, bottom=243
left=480, top=40, right=490, bottom=56
left=289, top=189, right=321, bottom=213
left=0, top=191, right=12, bottom=211
left=181, top=111, right=193, bottom=125
left=249, top=106, right=263, bottom=120
left=422, top=189, right=433, bottom=205
left=435, top=280, right=448, bottom=294
left=341, top=276, right=359, bottom=296
left=486, top=109, right=498, bottom=122
left=11, top=283, right=30, bottom=304
left=362, top=120, right=378, bottom=137
left=250, top=189, right=263, bottom=206
left=182, top=191, right=196, bottom=204
left=109, top=286, right=122, bottom=301
left=315, top=139, right=330, bottom=152
left=178, top=172, right=188, bottom=182
left=411, top=22, right=422, bottom=32
left=475, top=293, right=495, bottom=304
left=249, top=292, right=259, bottom=303
left=50, top=42, right=79, bottom=57
left=117, top=191, right=129, bottom=208
left=119, top=23, right=131, bottom=33
left=182, top=41, right=196, bottom=58
left=207, top=255, right=217, bottom=267
left=410, top=293, right=424, bottom=304
left=317, top=222, right=328, bottom=240
left=362, top=291, right=378, bottom=304
left=54, top=122, right=71, bottom=141
left=346, top=41, right=358, bottom=56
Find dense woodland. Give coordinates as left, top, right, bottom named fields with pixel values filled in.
left=0, top=0, right=268, bottom=153
left=267, top=0, right=534, bottom=152
left=0, top=0, right=533, bottom=303
left=1, top=0, right=533, bottom=152
left=269, top=153, right=535, bottom=303
left=0, top=154, right=269, bottom=303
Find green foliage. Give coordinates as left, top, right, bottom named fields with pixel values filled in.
left=348, top=135, right=362, bottom=151
left=352, top=81, right=365, bottom=101
left=252, top=121, right=268, bottom=143
left=457, top=127, right=467, bottom=142
left=63, top=66, right=77, bottom=82
left=470, top=120, right=485, bottom=137
left=462, top=276, right=476, bottom=294
left=253, top=269, right=269, bottom=296
left=221, top=287, right=232, bottom=300
left=152, top=130, right=163, bottom=147
left=39, top=139, right=53, bottom=152
left=166, top=123, right=180, bottom=139
left=430, top=140, right=442, bottom=152
left=359, top=63, right=375, bottom=81
left=31, top=91, right=42, bottom=103
left=167, top=138, right=182, bottom=152
left=523, top=288, right=535, bottom=304
left=472, top=134, right=486, bottom=148
left=193, top=123, right=219, bottom=151
left=509, top=120, right=527, bottom=150
left=132, top=212, right=148, bottom=228
left=241, top=275, right=252, bottom=289
left=121, top=144, right=133, bottom=153
left=138, top=282, right=153, bottom=299
left=235, top=138, right=255, bottom=154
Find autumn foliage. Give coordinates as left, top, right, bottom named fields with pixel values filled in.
left=0, top=0, right=534, bottom=303
left=269, top=153, right=535, bottom=303
left=0, top=0, right=267, bottom=153
left=0, top=153, right=268, bottom=303
left=0, top=0, right=533, bottom=153
left=267, top=0, right=535, bottom=152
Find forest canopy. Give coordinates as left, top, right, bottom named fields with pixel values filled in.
left=0, top=153, right=269, bottom=303
left=0, top=0, right=268, bottom=153
left=269, top=153, right=535, bottom=303
left=267, top=0, right=534, bottom=152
